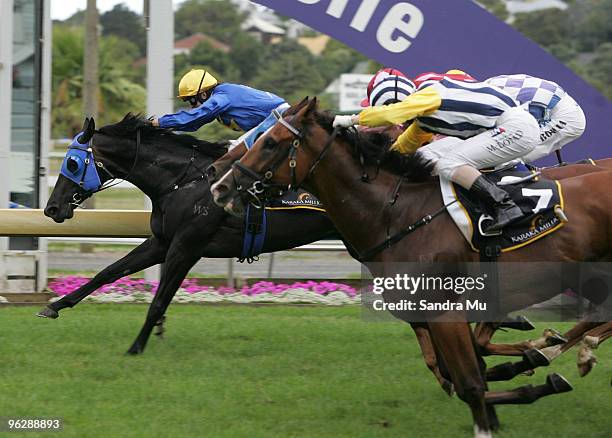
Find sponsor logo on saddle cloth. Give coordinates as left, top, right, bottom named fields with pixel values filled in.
left=440, top=168, right=567, bottom=252
left=265, top=189, right=326, bottom=212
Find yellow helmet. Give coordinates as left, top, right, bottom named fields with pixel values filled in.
left=177, top=69, right=218, bottom=98
left=446, top=69, right=468, bottom=75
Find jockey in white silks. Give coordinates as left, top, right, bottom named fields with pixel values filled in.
left=485, top=74, right=586, bottom=163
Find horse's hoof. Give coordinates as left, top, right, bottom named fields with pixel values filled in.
left=545, top=333, right=568, bottom=346
left=578, top=355, right=597, bottom=377
left=524, top=348, right=550, bottom=368
left=500, top=315, right=535, bottom=331
left=546, top=373, right=573, bottom=393
left=36, top=307, right=59, bottom=319
left=522, top=369, right=535, bottom=377
left=126, top=345, right=144, bottom=355
left=442, top=380, right=455, bottom=397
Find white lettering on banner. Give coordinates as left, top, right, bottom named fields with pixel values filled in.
left=377, top=3, right=424, bottom=53
left=296, top=0, right=424, bottom=54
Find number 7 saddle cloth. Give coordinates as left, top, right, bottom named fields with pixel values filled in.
left=440, top=168, right=566, bottom=252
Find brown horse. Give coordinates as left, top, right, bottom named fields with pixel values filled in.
left=208, top=125, right=612, bottom=383
left=210, top=98, right=611, bottom=436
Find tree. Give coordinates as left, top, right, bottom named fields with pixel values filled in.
left=174, top=0, right=246, bottom=42
left=316, top=38, right=367, bottom=84
left=477, top=0, right=509, bottom=22
left=584, top=43, right=612, bottom=99
left=188, top=41, right=240, bottom=81
left=513, top=9, right=571, bottom=49
left=251, top=40, right=326, bottom=103
left=228, top=33, right=268, bottom=82
left=100, top=4, right=146, bottom=56
left=52, top=26, right=145, bottom=137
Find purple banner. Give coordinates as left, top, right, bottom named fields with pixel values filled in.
left=252, top=0, right=611, bottom=164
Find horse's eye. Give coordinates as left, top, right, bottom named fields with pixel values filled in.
left=263, top=138, right=276, bottom=149
left=67, top=158, right=80, bottom=174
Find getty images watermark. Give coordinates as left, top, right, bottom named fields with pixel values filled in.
left=361, top=262, right=612, bottom=323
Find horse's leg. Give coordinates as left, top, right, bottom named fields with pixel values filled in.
left=486, top=318, right=604, bottom=381
left=485, top=373, right=573, bottom=405
left=126, top=246, right=200, bottom=355
left=428, top=321, right=494, bottom=436
left=410, top=323, right=454, bottom=396
left=38, top=237, right=168, bottom=318
left=575, top=321, right=612, bottom=376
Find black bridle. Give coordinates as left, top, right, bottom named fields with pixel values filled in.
left=231, top=110, right=340, bottom=208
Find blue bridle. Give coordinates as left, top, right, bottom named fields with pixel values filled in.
left=60, top=132, right=102, bottom=193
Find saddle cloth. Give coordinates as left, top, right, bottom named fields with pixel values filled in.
left=241, top=190, right=325, bottom=262
left=266, top=189, right=325, bottom=212
left=441, top=169, right=566, bottom=252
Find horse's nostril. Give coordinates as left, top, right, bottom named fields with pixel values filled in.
left=44, top=206, right=58, bottom=217
left=206, top=165, right=217, bottom=178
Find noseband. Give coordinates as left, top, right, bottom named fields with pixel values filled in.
left=231, top=110, right=339, bottom=208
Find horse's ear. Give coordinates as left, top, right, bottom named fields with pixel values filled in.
left=78, top=117, right=96, bottom=144
left=304, top=96, right=318, bottom=116
left=80, top=117, right=90, bottom=133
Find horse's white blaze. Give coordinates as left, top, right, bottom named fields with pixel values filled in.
left=210, top=168, right=234, bottom=203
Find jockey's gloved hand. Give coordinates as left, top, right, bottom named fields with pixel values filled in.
left=333, top=114, right=357, bottom=128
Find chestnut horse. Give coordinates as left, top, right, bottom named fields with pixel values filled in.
left=211, top=98, right=612, bottom=436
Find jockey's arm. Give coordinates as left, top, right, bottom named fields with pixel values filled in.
left=158, top=94, right=230, bottom=132
left=358, top=86, right=441, bottom=127
left=392, top=123, right=434, bottom=154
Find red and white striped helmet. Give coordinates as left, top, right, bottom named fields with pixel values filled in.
left=413, top=69, right=477, bottom=90
left=360, top=67, right=416, bottom=107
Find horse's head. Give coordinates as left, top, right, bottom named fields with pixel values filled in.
left=211, top=97, right=328, bottom=216
left=44, top=117, right=104, bottom=222
left=206, top=141, right=247, bottom=185
left=44, top=114, right=148, bottom=222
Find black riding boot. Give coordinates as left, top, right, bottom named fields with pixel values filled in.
left=470, top=175, right=523, bottom=233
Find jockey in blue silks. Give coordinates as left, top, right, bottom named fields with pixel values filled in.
left=150, top=69, right=288, bottom=150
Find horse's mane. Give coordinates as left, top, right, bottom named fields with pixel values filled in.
left=98, top=113, right=228, bottom=160
left=311, top=110, right=434, bottom=182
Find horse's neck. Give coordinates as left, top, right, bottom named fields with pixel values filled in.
left=102, top=136, right=210, bottom=199
left=306, top=139, right=436, bottom=260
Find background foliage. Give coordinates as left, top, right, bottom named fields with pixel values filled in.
left=51, top=0, right=612, bottom=139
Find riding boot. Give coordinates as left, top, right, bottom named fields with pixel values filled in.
left=470, top=175, right=523, bottom=233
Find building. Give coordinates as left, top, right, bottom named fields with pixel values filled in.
left=1, top=0, right=52, bottom=291
left=173, top=33, right=231, bottom=56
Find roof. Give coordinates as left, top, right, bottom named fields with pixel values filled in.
left=505, top=0, right=568, bottom=14
left=297, top=35, right=330, bottom=56
left=174, top=33, right=230, bottom=53
left=242, top=16, right=285, bottom=35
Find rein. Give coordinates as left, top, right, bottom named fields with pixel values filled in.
left=68, top=129, right=142, bottom=206
left=232, top=111, right=340, bottom=208
left=233, top=112, right=457, bottom=261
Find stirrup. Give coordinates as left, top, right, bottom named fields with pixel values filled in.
left=478, top=214, right=502, bottom=237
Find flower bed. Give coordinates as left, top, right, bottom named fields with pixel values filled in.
left=47, top=277, right=360, bottom=306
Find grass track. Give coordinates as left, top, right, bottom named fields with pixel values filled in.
left=0, top=305, right=610, bottom=437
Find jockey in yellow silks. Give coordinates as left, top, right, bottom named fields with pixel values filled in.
left=333, top=75, right=539, bottom=233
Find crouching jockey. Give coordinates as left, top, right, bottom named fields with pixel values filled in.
left=485, top=74, right=586, bottom=163
left=149, top=69, right=288, bottom=150
left=333, top=77, right=540, bottom=233
left=358, top=68, right=417, bottom=139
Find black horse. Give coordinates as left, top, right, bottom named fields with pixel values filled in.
left=41, top=114, right=336, bottom=354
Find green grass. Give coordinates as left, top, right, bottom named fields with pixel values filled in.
left=0, top=305, right=610, bottom=437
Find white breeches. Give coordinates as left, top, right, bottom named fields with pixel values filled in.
left=418, top=107, right=539, bottom=180
left=522, top=95, right=586, bottom=162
